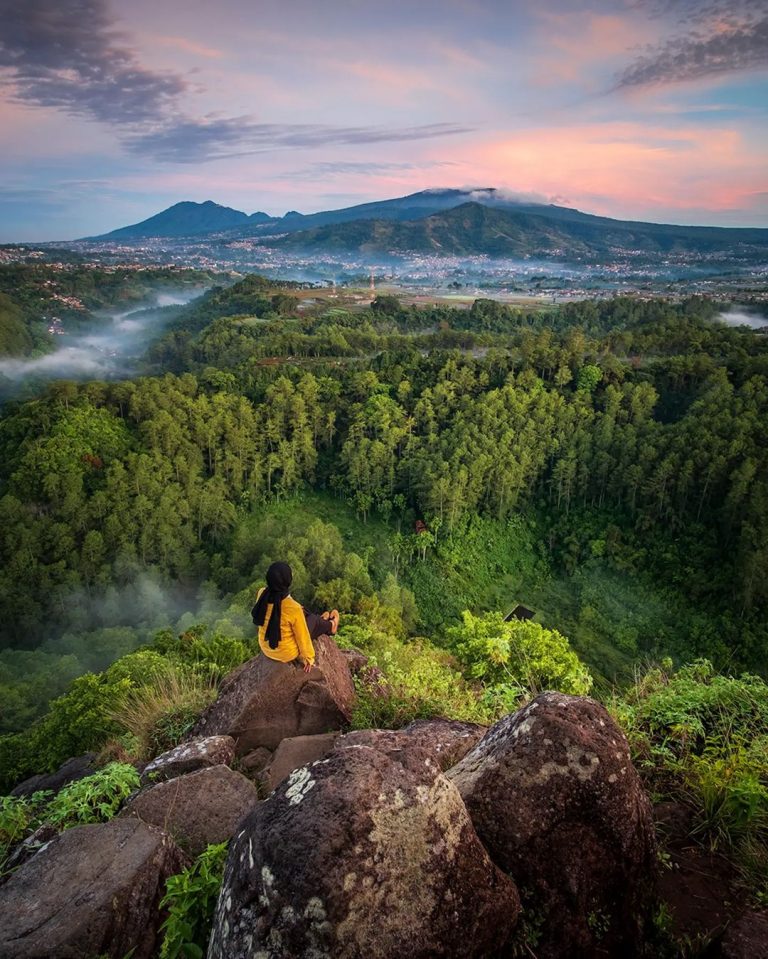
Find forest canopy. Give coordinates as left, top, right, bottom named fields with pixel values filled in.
left=1, top=277, right=767, bottom=742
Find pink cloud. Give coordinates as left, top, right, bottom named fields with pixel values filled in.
left=100, top=114, right=766, bottom=225
left=530, top=11, right=655, bottom=88
left=443, top=122, right=767, bottom=219
left=151, top=36, right=224, bottom=59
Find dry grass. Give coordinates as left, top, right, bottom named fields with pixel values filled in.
left=111, top=667, right=217, bottom=761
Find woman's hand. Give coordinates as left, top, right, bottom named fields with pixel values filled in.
left=303, top=660, right=314, bottom=673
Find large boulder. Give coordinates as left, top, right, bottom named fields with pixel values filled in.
left=191, top=636, right=355, bottom=754
left=263, top=732, right=340, bottom=791
left=448, top=692, right=657, bottom=958
left=0, top=817, right=183, bottom=959
left=121, top=765, right=259, bottom=857
left=11, top=753, right=98, bottom=798
left=208, top=745, right=519, bottom=959
left=337, top=718, right=486, bottom=770
left=141, top=735, right=236, bottom=784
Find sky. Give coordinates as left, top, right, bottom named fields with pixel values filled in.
left=0, top=0, right=767, bottom=240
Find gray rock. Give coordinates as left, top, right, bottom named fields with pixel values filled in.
left=208, top=744, right=519, bottom=959
left=141, top=735, right=236, bottom=784
left=0, top=817, right=184, bottom=959
left=448, top=692, right=657, bottom=958
left=339, top=648, right=369, bottom=674
left=121, top=765, right=259, bottom=857
left=336, top=718, right=486, bottom=771
left=190, top=636, right=355, bottom=754
left=240, top=747, right=273, bottom=774
left=10, top=753, right=98, bottom=798
left=264, top=732, right=340, bottom=791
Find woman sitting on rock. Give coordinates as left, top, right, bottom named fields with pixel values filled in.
left=251, top=561, right=339, bottom=673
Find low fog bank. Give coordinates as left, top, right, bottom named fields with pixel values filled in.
left=717, top=307, right=768, bottom=330
left=0, top=571, right=253, bottom=734
left=0, top=288, right=204, bottom=398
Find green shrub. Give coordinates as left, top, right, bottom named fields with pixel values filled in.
left=0, top=765, right=137, bottom=871
left=0, top=792, right=50, bottom=867
left=0, top=795, right=36, bottom=850
left=687, top=749, right=768, bottom=848
left=0, top=672, right=132, bottom=793
left=447, top=611, right=593, bottom=699
left=152, top=626, right=250, bottom=679
left=45, top=763, right=139, bottom=828
left=341, top=620, right=491, bottom=729
left=159, top=841, right=229, bottom=959
left=0, top=628, right=235, bottom=793
left=613, top=659, right=768, bottom=896
left=105, top=650, right=172, bottom=685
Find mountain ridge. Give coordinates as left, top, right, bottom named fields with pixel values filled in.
left=271, top=201, right=768, bottom=258
left=84, top=189, right=768, bottom=257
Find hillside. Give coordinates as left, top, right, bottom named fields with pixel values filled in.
left=272, top=201, right=768, bottom=258
left=0, top=292, right=33, bottom=356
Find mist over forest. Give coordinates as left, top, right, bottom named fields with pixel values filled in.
left=0, top=289, right=202, bottom=397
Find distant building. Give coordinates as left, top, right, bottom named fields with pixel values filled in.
left=503, top=604, right=535, bottom=623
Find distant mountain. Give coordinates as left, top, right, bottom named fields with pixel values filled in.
left=248, top=188, right=500, bottom=236
left=88, top=201, right=274, bottom=240
left=90, top=189, right=518, bottom=241
left=85, top=189, right=768, bottom=257
left=271, top=201, right=768, bottom=259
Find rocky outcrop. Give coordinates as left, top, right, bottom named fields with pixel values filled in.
left=141, top=735, right=236, bottom=784
left=0, top=817, right=183, bottom=959
left=337, top=718, right=486, bottom=771
left=208, top=744, right=519, bottom=959
left=191, top=636, right=355, bottom=754
left=11, top=753, right=98, bottom=798
left=339, top=647, right=369, bottom=675
left=448, top=692, right=656, bottom=958
left=340, top=647, right=387, bottom=697
left=262, top=732, right=340, bottom=791
left=121, top=765, right=259, bottom=857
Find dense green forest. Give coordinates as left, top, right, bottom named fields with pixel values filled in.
left=0, top=262, right=218, bottom=357
left=2, top=273, right=768, bottom=948
left=1, top=275, right=767, bottom=742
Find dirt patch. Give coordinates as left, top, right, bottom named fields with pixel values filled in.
left=654, top=802, right=742, bottom=949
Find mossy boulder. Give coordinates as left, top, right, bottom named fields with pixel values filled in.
left=208, top=744, right=519, bottom=958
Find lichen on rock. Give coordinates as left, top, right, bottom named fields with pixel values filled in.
left=207, top=743, right=519, bottom=958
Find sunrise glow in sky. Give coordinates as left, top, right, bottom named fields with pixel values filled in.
left=1, top=0, right=767, bottom=240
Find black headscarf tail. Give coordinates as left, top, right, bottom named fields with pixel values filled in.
left=252, top=561, right=292, bottom=649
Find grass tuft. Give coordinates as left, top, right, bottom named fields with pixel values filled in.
left=112, top=667, right=216, bottom=761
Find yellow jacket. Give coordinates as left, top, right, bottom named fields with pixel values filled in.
left=255, top=588, right=316, bottom=666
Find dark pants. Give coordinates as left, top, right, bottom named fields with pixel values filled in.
left=303, top=607, right=334, bottom=640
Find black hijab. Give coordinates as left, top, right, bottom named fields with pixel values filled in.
left=252, top=561, right=292, bottom=649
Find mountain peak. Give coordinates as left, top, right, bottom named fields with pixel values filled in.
left=87, top=200, right=251, bottom=241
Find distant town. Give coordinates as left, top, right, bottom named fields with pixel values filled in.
left=2, top=237, right=766, bottom=308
